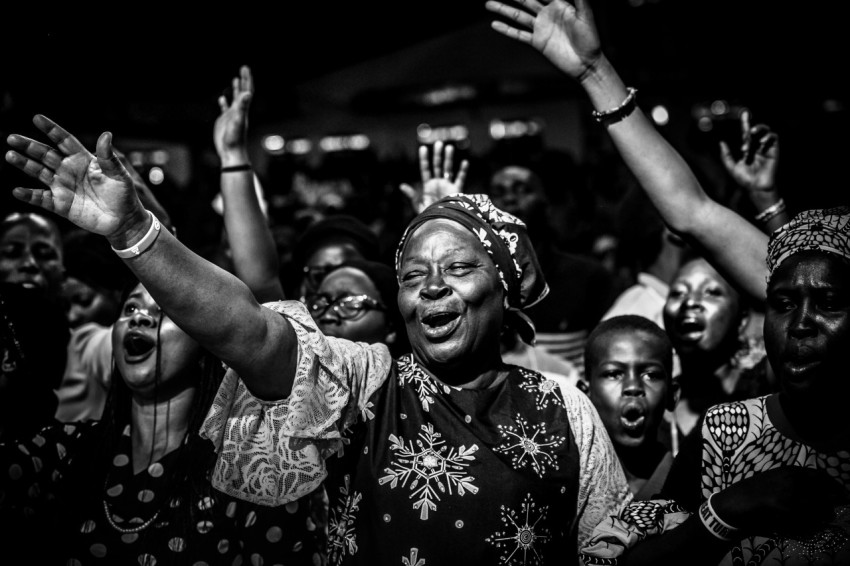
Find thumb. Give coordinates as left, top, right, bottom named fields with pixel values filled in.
left=94, top=132, right=130, bottom=181
left=719, top=141, right=735, bottom=169
left=399, top=183, right=417, bottom=201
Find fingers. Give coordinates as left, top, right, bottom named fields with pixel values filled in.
left=718, top=141, right=736, bottom=170
left=455, top=159, right=470, bottom=188
left=484, top=0, right=538, bottom=29
left=11, top=187, right=56, bottom=212
left=94, top=132, right=130, bottom=182
left=443, top=144, right=455, bottom=179
left=490, top=20, right=534, bottom=44
left=218, top=95, right=229, bottom=113
left=418, top=145, right=431, bottom=182
left=240, top=65, right=254, bottom=95
left=399, top=183, right=417, bottom=202
left=32, top=114, right=87, bottom=156
left=6, top=134, right=64, bottom=171
left=5, top=149, right=56, bottom=187
left=432, top=140, right=444, bottom=179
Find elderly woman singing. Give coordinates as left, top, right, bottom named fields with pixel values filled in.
left=5, top=115, right=629, bottom=564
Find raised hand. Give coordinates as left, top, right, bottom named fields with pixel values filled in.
left=719, top=110, right=779, bottom=196
left=6, top=115, right=147, bottom=239
left=400, top=140, right=469, bottom=213
left=485, top=0, right=602, bottom=80
left=214, top=65, right=253, bottom=166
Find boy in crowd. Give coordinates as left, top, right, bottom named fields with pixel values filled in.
left=585, top=315, right=679, bottom=500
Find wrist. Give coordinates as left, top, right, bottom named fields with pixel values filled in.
left=220, top=149, right=250, bottom=168
left=748, top=188, right=781, bottom=210
left=107, top=208, right=154, bottom=251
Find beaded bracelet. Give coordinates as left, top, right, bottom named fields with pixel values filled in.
left=698, top=493, right=740, bottom=541
left=111, top=210, right=162, bottom=259
left=754, top=198, right=786, bottom=224
left=592, top=87, right=638, bottom=125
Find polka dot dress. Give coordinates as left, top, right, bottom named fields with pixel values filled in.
left=1, top=421, right=322, bottom=565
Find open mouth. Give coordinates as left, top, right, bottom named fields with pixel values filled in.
left=420, top=310, right=461, bottom=339
left=620, top=404, right=646, bottom=431
left=676, top=316, right=705, bottom=340
left=123, top=332, right=156, bottom=362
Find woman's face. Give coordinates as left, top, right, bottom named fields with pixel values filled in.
left=397, top=219, right=505, bottom=371
left=111, top=284, right=203, bottom=398
left=62, top=276, right=121, bottom=329
left=311, top=266, right=394, bottom=346
left=663, top=258, right=742, bottom=356
left=765, top=251, right=850, bottom=402
left=0, top=216, right=65, bottom=295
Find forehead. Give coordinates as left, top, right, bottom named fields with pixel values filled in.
left=769, top=250, right=850, bottom=291
left=492, top=166, right=533, bottom=185
left=319, top=266, right=381, bottom=297
left=401, top=218, right=483, bottom=261
left=675, top=258, right=728, bottom=285
left=306, top=242, right=362, bottom=267
left=591, top=329, right=669, bottom=363
left=0, top=218, right=62, bottom=245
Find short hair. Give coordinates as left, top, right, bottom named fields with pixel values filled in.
left=585, top=314, right=673, bottom=378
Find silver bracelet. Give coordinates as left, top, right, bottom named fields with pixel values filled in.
left=754, top=198, right=786, bottom=224
left=698, top=493, right=740, bottom=541
left=591, top=87, right=638, bottom=125
left=111, top=210, right=162, bottom=259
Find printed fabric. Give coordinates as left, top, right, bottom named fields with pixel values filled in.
left=579, top=395, right=850, bottom=565
left=201, top=300, right=631, bottom=565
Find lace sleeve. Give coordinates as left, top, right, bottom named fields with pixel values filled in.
left=200, top=300, right=393, bottom=507
left=555, top=380, right=634, bottom=549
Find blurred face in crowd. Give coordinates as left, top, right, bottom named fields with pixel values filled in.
left=488, top=166, right=547, bottom=221
left=62, top=276, right=122, bottom=329
left=112, top=283, right=202, bottom=399
left=587, top=329, right=674, bottom=450
left=300, top=242, right=365, bottom=299
left=663, top=257, right=744, bottom=357
left=308, top=266, right=395, bottom=346
left=765, top=251, right=850, bottom=405
left=0, top=213, right=64, bottom=295
left=397, top=219, right=504, bottom=375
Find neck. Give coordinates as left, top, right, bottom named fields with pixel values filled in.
left=615, top=442, right=666, bottom=494
left=130, top=386, right=196, bottom=474
left=415, top=352, right=508, bottom=390
left=777, top=391, right=850, bottom=452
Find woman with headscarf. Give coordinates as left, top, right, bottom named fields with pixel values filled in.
left=485, top=0, right=850, bottom=563
left=5, top=115, right=629, bottom=565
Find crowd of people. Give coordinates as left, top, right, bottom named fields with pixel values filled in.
left=1, top=0, right=847, bottom=564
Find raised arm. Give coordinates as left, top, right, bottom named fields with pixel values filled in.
left=399, top=140, right=469, bottom=214
left=719, top=110, right=787, bottom=234
left=6, top=114, right=296, bottom=399
left=485, top=0, right=769, bottom=301
left=213, top=65, right=284, bottom=302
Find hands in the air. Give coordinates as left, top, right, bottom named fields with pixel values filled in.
left=719, top=110, right=779, bottom=196
left=400, top=140, right=469, bottom=213
left=214, top=65, right=254, bottom=165
left=485, top=0, right=602, bottom=80
left=5, top=115, right=147, bottom=242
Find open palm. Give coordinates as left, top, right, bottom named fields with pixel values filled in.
left=6, top=114, right=142, bottom=236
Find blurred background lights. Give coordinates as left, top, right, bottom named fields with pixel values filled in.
left=416, top=124, right=469, bottom=144
left=262, top=134, right=286, bottom=154
left=150, top=150, right=169, bottom=165
left=650, top=105, right=669, bottom=126
left=710, top=99, right=729, bottom=115
left=697, top=116, right=713, bottom=132
left=285, top=138, right=313, bottom=155
left=148, top=166, right=164, bottom=185
left=489, top=118, right=542, bottom=140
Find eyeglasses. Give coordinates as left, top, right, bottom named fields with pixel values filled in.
left=305, top=293, right=387, bottom=320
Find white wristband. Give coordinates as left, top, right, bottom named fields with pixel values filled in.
left=111, top=210, right=161, bottom=259
left=698, top=493, right=740, bottom=541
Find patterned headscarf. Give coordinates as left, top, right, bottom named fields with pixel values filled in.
left=395, top=193, right=549, bottom=345
left=766, top=206, right=850, bottom=281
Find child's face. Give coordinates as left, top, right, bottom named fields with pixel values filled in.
left=588, top=330, right=672, bottom=450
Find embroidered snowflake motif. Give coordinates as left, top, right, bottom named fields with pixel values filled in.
left=402, top=548, right=427, bottom=566
left=397, top=355, right=442, bottom=412
left=486, top=493, right=551, bottom=565
left=518, top=369, right=564, bottom=411
left=328, top=475, right=362, bottom=565
left=493, top=414, right=565, bottom=477
left=378, top=423, right=479, bottom=520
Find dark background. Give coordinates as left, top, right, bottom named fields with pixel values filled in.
left=2, top=0, right=847, bottom=220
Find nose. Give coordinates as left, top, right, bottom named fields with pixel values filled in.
left=789, top=300, right=817, bottom=338
left=622, top=370, right=646, bottom=397
left=129, top=309, right=157, bottom=328
left=17, top=249, right=39, bottom=273
left=683, top=292, right=703, bottom=309
left=419, top=270, right=451, bottom=301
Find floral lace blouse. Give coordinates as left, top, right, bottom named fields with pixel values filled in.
left=201, top=300, right=631, bottom=565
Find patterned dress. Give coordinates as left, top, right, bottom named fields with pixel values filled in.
left=202, top=301, right=631, bottom=565
left=580, top=395, right=850, bottom=565
left=0, top=421, right=320, bottom=565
